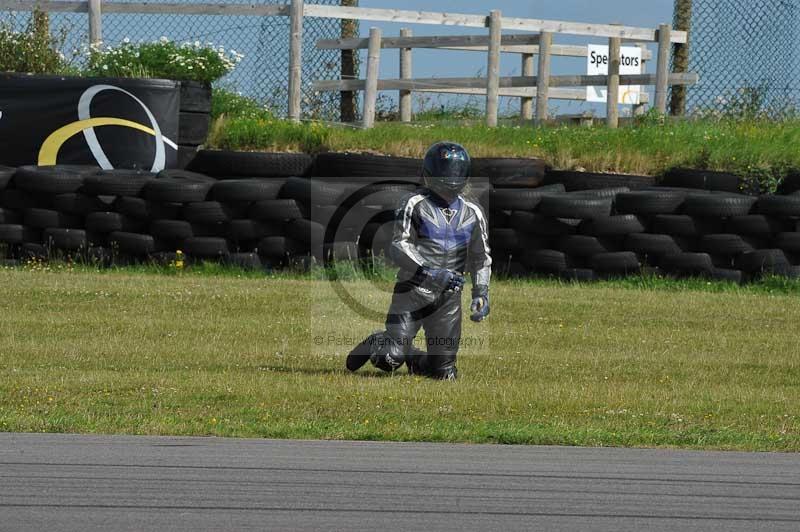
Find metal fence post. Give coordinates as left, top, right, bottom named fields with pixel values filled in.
left=88, top=0, right=102, bottom=45
left=655, top=23, right=671, bottom=114
left=399, top=28, right=413, bottom=123
left=486, top=10, right=502, bottom=128
left=535, top=31, right=552, bottom=125
left=606, top=36, right=620, bottom=128
left=363, top=27, right=382, bottom=129
left=288, top=0, right=304, bottom=122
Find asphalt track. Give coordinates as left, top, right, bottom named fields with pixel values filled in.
left=0, top=433, right=798, bottom=531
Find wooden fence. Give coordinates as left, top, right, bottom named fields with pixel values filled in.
left=315, top=33, right=656, bottom=126
left=1, top=0, right=695, bottom=128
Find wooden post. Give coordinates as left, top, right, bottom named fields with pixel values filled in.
left=633, top=43, right=647, bottom=117
left=654, top=23, right=671, bottom=114
left=363, top=27, right=382, bottom=129
left=88, top=0, right=102, bottom=45
left=340, top=0, right=358, bottom=123
left=288, top=0, right=304, bottom=122
left=606, top=36, right=620, bottom=128
left=520, top=53, right=534, bottom=122
left=399, top=28, right=413, bottom=123
left=670, top=0, right=692, bottom=116
left=486, top=10, right=502, bottom=128
left=535, top=31, right=552, bottom=125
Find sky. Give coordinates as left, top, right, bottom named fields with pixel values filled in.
left=356, top=0, right=676, bottom=116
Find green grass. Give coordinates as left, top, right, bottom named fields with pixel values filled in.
left=0, top=265, right=798, bottom=451
left=208, top=113, right=800, bottom=187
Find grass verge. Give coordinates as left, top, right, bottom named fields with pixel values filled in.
left=0, top=265, right=798, bottom=451
left=208, top=112, right=800, bottom=184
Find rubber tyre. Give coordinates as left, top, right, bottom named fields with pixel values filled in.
left=249, top=199, right=308, bottom=221
left=14, top=165, right=92, bottom=194
left=661, top=168, right=740, bottom=193
left=651, top=215, right=723, bottom=237
left=615, top=190, right=687, bottom=215
left=734, top=249, right=790, bottom=274
left=23, top=208, right=83, bottom=229
left=558, top=235, right=618, bottom=258
left=183, top=201, right=247, bottom=224
left=52, top=193, right=112, bottom=215
left=511, top=212, right=578, bottom=236
left=188, top=150, right=314, bottom=178
left=43, top=228, right=87, bottom=251
left=544, top=170, right=655, bottom=191
left=0, top=224, right=39, bottom=244
left=210, top=178, right=286, bottom=202
left=2, top=189, right=50, bottom=210
left=86, top=212, right=144, bottom=234
left=257, top=236, right=304, bottom=259
left=661, top=252, right=714, bottom=275
left=312, top=152, right=420, bottom=178
left=625, top=233, right=686, bottom=258
left=725, top=215, right=786, bottom=236
left=114, top=197, right=182, bottom=220
left=472, top=158, right=547, bottom=188
left=0, top=207, right=22, bottom=225
left=149, top=219, right=194, bottom=241
left=683, top=193, right=757, bottom=217
left=109, top=232, right=162, bottom=256
left=489, top=184, right=565, bottom=211
left=570, top=187, right=629, bottom=200
left=191, top=223, right=228, bottom=238
left=773, top=232, right=800, bottom=253
left=590, top=252, right=640, bottom=274
left=144, top=178, right=213, bottom=203
left=756, top=195, right=800, bottom=217
left=156, top=169, right=216, bottom=183
left=82, top=170, right=155, bottom=197
left=578, top=215, right=646, bottom=236
left=280, top=177, right=348, bottom=206
left=697, top=234, right=757, bottom=256
left=522, top=249, right=571, bottom=273
left=228, top=220, right=282, bottom=242
left=183, top=237, right=230, bottom=258
left=0, top=166, right=15, bottom=190
left=538, top=195, right=613, bottom=220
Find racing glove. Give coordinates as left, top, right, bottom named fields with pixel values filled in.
left=418, top=267, right=466, bottom=293
left=470, top=286, right=490, bottom=322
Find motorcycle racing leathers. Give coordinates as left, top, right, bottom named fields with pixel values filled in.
left=373, top=187, right=491, bottom=379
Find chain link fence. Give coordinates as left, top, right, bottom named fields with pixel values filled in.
left=2, top=0, right=356, bottom=120
left=683, top=0, right=800, bottom=118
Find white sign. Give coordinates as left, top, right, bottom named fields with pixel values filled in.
left=586, top=44, right=642, bottom=105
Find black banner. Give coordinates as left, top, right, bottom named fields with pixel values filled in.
left=0, top=74, right=179, bottom=171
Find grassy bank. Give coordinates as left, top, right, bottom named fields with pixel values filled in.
left=0, top=266, right=798, bottom=451
left=207, top=100, right=800, bottom=181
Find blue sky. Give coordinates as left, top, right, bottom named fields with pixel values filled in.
left=357, top=0, right=676, bottom=115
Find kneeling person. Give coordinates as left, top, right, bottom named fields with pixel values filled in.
left=346, top=142, right=492, bottom=380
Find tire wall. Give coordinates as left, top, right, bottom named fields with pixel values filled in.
left=2, top=151, right=799, bottom=283
left=176, top=82, right=212, bottom=170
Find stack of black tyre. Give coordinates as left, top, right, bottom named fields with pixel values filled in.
left=2, top=150, right=800, bottom=284
left=490, top=183, right=800, bottom=283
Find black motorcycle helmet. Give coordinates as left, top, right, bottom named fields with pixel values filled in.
left=422, top=142, right=471, bottom=202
